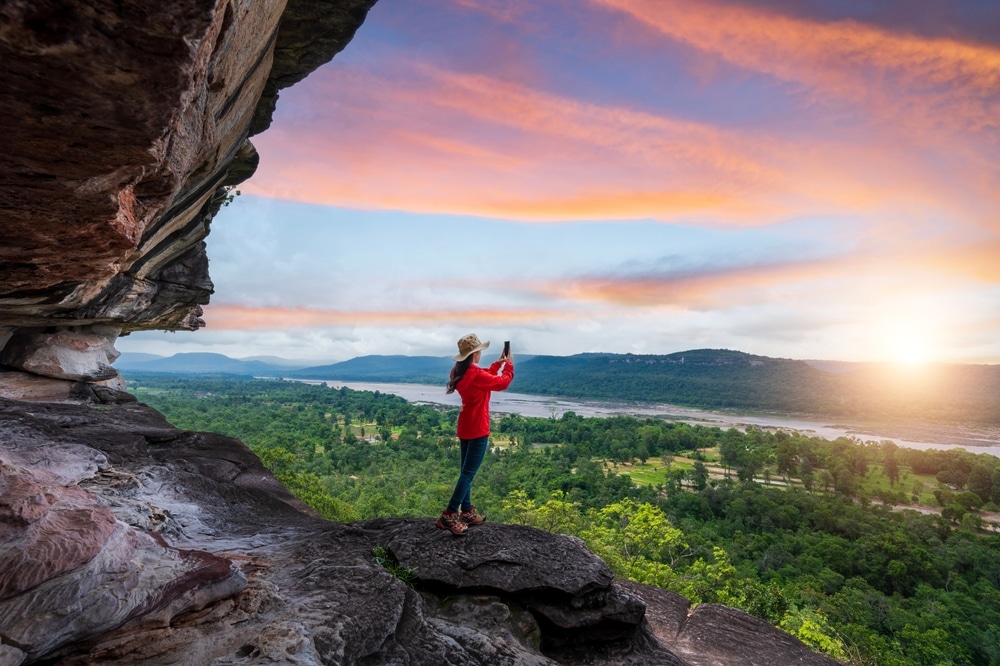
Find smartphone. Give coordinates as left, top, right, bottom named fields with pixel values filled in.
left=502, top=341, right=511, bottom=358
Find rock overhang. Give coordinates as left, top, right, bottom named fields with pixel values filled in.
left=0, top=0, right=377, bottom=388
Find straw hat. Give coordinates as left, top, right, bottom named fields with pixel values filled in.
left=454, top=333, right=490, bottom=361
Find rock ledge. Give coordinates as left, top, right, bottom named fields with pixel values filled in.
left=0, top=393, right=838, bottom=665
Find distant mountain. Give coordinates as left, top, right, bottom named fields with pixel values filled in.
left=242, top=355, right=325, bottom=367
left=117, top=352, right=165, bottom=365
left=117, top=352, right=302, bottom=375
left=290, top=355, right=455, bottom=383
left=118, top=349, right=1000, bottom=424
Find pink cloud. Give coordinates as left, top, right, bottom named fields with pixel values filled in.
left=528, top=234, right=1000, bottom=310
left=202, top=304, right=564, bottom=330
left=250, top=59, right=983, bottom=228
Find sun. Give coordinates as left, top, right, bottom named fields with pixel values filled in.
left=893, top=337, right=930, bottom=367
left=872, top=315, right=935, bottom=368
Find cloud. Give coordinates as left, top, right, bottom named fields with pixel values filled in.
left=534, top=257, right=839, bottom=309
left=528, top=235, right=1000, bottom=311
left=249, top=61, right=976, bottom=229
left=202, top=303, right=567, bottom=330
left=592, top=0, right=1000, bottom=139
left=247, top=62, right=782, bottom=222
left=449, top=0, right=534, bottom=24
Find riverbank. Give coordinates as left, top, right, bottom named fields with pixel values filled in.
left=290, top=379, right=1000, bottom=459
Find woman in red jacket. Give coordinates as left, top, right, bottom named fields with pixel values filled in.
left=436, top=333, right=514, bottom=535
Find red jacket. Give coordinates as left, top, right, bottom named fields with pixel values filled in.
left=455, top=360, right=514, bottom=439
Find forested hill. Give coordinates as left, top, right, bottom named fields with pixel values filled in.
left=514, top=350, right=1000, bottom=425
left=514, top=350, right=838, bottom=413
left=292, top=355, right=453, bottom=384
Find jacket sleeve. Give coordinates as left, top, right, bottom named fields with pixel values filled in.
left=472, top=361, right=514, bottom=391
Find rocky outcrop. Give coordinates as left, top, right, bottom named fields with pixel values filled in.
left=0, top=0, right=375, bottom=388
left=0, top=392, right=839, bottom=665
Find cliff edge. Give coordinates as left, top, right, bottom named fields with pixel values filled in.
left=0, top=392, right=837, bottom=665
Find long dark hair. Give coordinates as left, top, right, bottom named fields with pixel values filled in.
left=446, top=355, right=474, bottom=394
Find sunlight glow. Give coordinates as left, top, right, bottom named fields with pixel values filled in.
left=875, top=318, right=934, bottom=367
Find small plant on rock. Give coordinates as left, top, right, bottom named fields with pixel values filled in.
left=371, top=546, right=416, bottom=587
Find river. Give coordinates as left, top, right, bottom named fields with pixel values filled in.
left=293, top=379, right=1000, bottom=459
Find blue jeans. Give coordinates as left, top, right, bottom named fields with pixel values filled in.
left=446, top=436, right=489, bottom=512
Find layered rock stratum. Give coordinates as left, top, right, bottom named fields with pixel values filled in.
left=0, top=1, right=840, bottom=664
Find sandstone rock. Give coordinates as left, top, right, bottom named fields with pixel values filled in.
left=616, top=579, right=692, bottom=639
left=424, top=594, right=555, bottom=665
left=673, top=603, right=840, bottom=666
left=0, top=464, right=117, bottom=600
left=366, top=519, right=655, bottom=651
left=0, top=403, right=246, bottom=664
left=0, top=0, right=376, bottom=337
left=0, top=327, right=121, bottom=382
left=383, top=520, right=614, bottom=596
left=0, top=370, right=76, bottom=402
left=0, top=522, right=245, bottom=662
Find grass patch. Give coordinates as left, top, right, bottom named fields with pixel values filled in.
left=859, top=464, right=940, bottom=505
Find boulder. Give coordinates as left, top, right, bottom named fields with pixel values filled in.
left=617, top=581, right=840, bottom=666
left=0, top=327, right=121, bottom=382
left=672, top=604, right=840, bottom=666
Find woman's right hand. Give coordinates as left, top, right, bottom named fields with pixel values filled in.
left=502, top=351, right=514, bottom=364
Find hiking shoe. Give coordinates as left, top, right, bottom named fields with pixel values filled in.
left=436, top=511, right=468, bottom=535
left=460, top=507, right=485, bottom=526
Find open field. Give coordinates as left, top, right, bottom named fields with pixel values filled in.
left=609, top=455, right=1000, bottom=531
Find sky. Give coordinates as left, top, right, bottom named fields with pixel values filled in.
left=120, top=0, right=1000, bottom=366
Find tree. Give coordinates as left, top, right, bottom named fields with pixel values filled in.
left=968, top=465, right=993, bottom=503
left=884, top=443, right=900, bottom=487
left=581, top=499, right=685, bottom=586
left=776, top=439, right=798, bottom=482
left=719, top=436, right=741, bottom=479
left=690, top=461, right=709, bottom=491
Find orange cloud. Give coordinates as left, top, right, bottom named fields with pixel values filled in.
left=248, top=64, right=785, bottom=222
left=921, top=237, right=1000, bottom=283
left=532, top=232, right=1000, bottom=310
left=202, top=304, right=564, bottom=330
left=537, top=259, right=842, bottom=309
left=250, top=61, right=975, bottom=227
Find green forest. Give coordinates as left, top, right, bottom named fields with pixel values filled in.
left=127, top=374, right=1000, bottom=666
